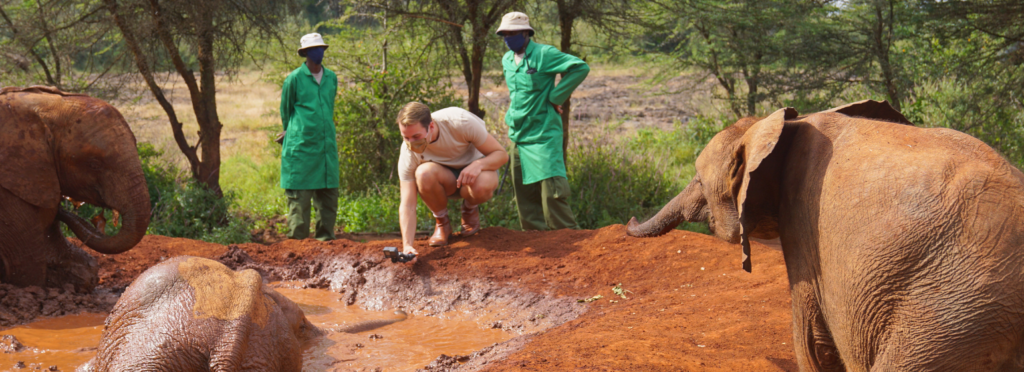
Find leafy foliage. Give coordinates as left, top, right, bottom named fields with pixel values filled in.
left=139, top=143, right=253, bottom=244
left=323, top=20, right=462, bottom=192
left=0, top=0, right=126, bottom=94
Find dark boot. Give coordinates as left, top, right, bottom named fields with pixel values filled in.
left=428, top=215, right=452, bottom=247
left=460, top=203, right=480, bottom=237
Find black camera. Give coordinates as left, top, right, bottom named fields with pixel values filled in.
left=383, top=247, right=416, bottom=263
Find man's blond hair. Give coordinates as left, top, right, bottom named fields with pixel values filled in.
left=397, top=102, right=432, bottom=129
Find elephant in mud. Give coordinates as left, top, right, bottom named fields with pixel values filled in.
left=78, top=256, right=324, bottom=372
left=0, top=86, right=151, bottom=291
left=627, top=100, right=1024, bottom=371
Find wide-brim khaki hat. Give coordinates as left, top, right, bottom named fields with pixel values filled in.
left=495, top=12, right=534, bottom=36
left=297, top=33, right=329, bottom=56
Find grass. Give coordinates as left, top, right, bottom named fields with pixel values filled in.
left=116, top=71, right=283, bottom=169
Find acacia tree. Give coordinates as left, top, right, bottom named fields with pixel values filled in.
left=540, top=0, right=634, bottom=158
left=363, top=0, right=519, bottom=118
left=0, top=0, right=125, bottom=93
left=101, top=0, right=296, bottom=194
left=653, top=0, right=844, bottom=117
left=839, top=0, right=917, bottom=111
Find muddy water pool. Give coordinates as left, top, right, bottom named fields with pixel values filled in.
left=0, top=312, right=105, bottom=370
left=276, top=284, right=514, bottom=371
left=0, top=284, right=512, bottom=371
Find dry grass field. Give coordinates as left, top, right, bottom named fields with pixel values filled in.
left=115, top=70, right=284, bottom=170
left=115, top=65, right=713, bottom=169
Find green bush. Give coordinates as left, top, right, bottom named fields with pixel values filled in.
left=336, top=184, right=469, bottom=233
left=567, top=130, right=708, bottom=234
left=146, top=180, right=251, bottom=244
left=323, top=22, right=463, bottom=192
left=331, top=179, right=520, bottom=234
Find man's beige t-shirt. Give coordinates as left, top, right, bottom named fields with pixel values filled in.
left=398, top=107, right=488, bottom=182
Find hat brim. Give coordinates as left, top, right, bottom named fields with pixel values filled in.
left=495, top=26, right=534, bottom=36
left=297, top=44, right=329, bottom=57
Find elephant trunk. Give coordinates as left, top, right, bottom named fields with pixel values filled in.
left=58, top=175, right=151, bottom=255
left=627, top=175, right=707, bottom=237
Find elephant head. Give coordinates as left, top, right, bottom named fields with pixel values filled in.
left=627, top=108, right=795, bottom=271
left=0, top=86, right=151, bottom=256
left=627, top=100, right=909, bottom=271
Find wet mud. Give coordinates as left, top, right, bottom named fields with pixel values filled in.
left=274, top=285, right=513, bottom=371
left=0, top=225, right=797, bottom=371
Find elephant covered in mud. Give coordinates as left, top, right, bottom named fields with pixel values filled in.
left=0, top=86, right=151, bottom=291
left=628, top=100, right=1024, bottom=371
left=79, top=256, right=323, bottom=372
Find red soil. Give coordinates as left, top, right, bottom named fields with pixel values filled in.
left=85, top=225, right=796, bottom=371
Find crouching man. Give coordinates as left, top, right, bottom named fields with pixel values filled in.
left=397, top=102, right=508, bottom=255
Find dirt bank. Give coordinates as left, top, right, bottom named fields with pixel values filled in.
left=1, top=225, right=796, bottom=371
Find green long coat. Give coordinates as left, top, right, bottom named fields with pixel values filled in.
left=280, top=63, right=339, bottom=190
left=502, top=41, right=590, bottom=185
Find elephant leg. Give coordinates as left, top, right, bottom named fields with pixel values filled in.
left=0, top=186, right=49, bottom=287
left=44, top=222, right=98, bottom=292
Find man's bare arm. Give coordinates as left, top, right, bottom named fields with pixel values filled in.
left=399, top=180, right=419, bottom=254
left=457, top=134, right=508, bottom=188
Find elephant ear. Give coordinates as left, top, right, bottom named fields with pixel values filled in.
left=0, top=101, right=60, bottom=209
left=733, top=107, right=795, bottom=272
left=825, top=99, right=912, bottom=125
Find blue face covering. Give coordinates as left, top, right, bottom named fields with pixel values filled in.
left=305, top=47, right=325, bottom=65
left=504, top=34, right=527, bottom=52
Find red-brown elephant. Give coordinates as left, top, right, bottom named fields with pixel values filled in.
left=78, top=256, right=323, bottom=372
left=628, top=101, right=1024, bottom=371
left=0, top=86, right=150, bottom=291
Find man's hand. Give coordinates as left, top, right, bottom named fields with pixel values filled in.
left=403, top=244, right=419, bottom=256
left=275, top=131, right=286, bottom=144
left=550, top=103, right=563, bottom=114
left=457, top=161, right=485, bottom=188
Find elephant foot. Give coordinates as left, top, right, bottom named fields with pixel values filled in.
left=47, top=238, right=99, bottom=292
left=0, top=256, right=47, bottom=288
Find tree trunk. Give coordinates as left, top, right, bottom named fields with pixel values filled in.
left=194, top=7, right=223, bottom=195
left=104, top=0, right=199, bottom=171
left=468, top=30, right=486, bottom=118
left=743, top=54, right=761, bottom=116
left=872, top=0, right=902, bottom=111
left=465, top=0, right=486, bottom=119
left=557, top=0, right=576, bottom=168
left=106, top=0, right=222, bottom=195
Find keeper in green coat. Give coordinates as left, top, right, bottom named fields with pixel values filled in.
left=497, top=12, right=590, bottom=231
left=279, top=33, right=340, bottom=241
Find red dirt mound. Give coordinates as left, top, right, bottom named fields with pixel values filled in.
left=78, top=225, right=795, bottom=371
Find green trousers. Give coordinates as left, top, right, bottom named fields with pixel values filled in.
left=510, top=144, right=580, bottom=231
left=285, top=188, right=339, bottom=241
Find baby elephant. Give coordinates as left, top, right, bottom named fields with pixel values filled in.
left=78, top=256, right=323, bottom=372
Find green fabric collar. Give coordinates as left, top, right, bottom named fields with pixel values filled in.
left=523, top=40, right=538, bottom=58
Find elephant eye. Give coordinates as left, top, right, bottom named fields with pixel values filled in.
left=814, top=340, right=844, bottom=371
left=87, top=157, right=103, bottom=171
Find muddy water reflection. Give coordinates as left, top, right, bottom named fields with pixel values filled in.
left=273, top=285, right=513, bottom=371
left=0, top=312, right=106, bottom=371
left=0, top=287, right=511, bottom=371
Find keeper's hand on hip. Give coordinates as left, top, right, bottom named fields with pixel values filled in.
left=551, top=103, right=563, bottom=114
